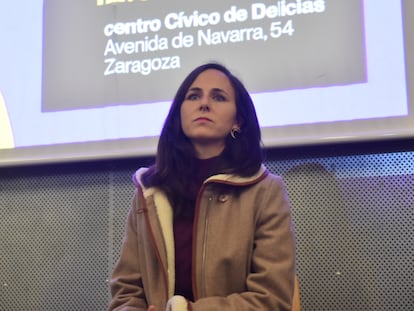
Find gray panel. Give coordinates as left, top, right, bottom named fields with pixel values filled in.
left=1, top=151, right=414, bottom=310
left=0, top=168, right=112, bottom=310
left=267, top=152, right=414, bottom=310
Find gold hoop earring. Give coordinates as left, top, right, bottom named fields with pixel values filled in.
left=230, top=127, right=241, bottom=139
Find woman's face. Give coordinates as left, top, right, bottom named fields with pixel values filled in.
left=180, top=69, right=239, bottom=158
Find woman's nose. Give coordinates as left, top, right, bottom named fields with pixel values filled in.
left=199, top=97, right=210, bottom=111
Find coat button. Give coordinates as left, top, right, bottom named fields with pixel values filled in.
left=218, top=194, right=228, bottom=202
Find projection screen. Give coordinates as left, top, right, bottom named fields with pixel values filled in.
left=0, top=0, right=413, bottom=166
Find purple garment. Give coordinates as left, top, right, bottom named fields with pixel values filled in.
left=173, top=156, right=224, bottom=301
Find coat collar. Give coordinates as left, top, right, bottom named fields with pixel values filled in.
left=133, top=164, right=268, bottom=195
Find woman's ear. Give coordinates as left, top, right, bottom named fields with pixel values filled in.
left=235, top=117, right=244, bottom=129
left=232, top=122, right=241, bottom=130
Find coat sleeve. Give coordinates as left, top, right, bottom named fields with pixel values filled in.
left=247, top=175, right=296, bottom=309
left=190, top=175, right=296, bottom=311
left=108, top=190, right=148, bottom=311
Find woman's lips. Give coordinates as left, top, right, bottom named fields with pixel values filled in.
left=194, top=117, right=212, bottom=122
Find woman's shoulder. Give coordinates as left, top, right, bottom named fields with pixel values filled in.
left=262, top=168, right=284, bottom=182
left=132, top=167, right=149, bottom=187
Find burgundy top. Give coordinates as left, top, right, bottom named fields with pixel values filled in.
left=173, top=156, right=224, bottom=301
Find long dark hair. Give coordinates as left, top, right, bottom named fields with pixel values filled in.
left=142, top=62, right=264, bottom=209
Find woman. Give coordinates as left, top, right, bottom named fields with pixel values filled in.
left=109, top=63, right=296, bottom=311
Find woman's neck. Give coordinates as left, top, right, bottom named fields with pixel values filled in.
left=193, top=141, right=225, bottom=159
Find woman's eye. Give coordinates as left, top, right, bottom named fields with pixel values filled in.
left=213, top=94, right=227, bottom=102
left=186, top=93, right=200, bottom=100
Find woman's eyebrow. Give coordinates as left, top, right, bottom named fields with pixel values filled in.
left=187, top=87, right=202, bottom=93
left=186, top=87, right=229, bottom=96
left=211, top=87, right=228, bottom=95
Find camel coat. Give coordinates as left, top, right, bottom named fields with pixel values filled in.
left=109, top=165, right=295, bottom=311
